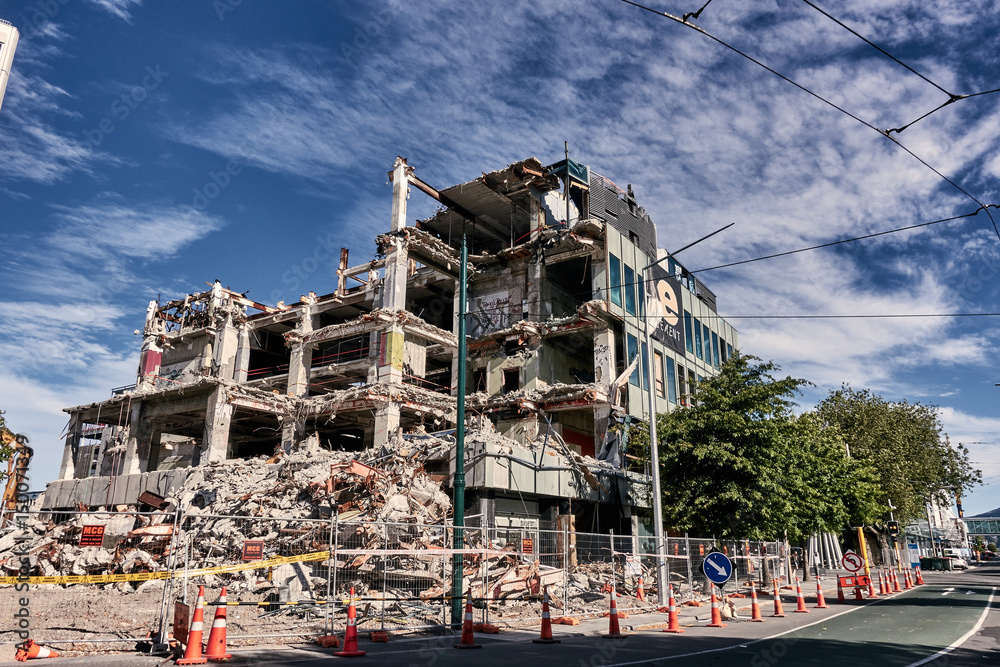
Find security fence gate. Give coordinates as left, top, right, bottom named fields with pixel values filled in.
left=1, top=510, right=787, bottom=649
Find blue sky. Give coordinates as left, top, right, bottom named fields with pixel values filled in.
left=2, top=1, right=1000, bottom=514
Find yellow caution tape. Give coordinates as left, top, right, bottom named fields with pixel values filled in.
left=0, top=546, right=514, bottom=586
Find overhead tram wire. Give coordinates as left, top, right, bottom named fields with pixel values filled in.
left=800, top=0, right=1000, bottom=135
left=617, top=0, right=1000, bottom=242
left=692, top=206, right=995, bottom=273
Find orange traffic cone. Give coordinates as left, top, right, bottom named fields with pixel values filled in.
left=14, top=640, right=59, bottom=661
left=337, top=587, right=368, bottom=656
left=749, top=581, right=764, bottom=622
left=662, top=583, right=685, bottom=633
left=879, top=570, right=889, bottom=596
left=204, top=587, right=232, bottom=662
left=770, top=578, right=785, bottom=617
left=814, top=575, right=829, bottom=609
left=904, top=569, right=913, bottom=590
left=636, top=577, right=645, bottom=602
left=867, top=572, right=879, bottom=599
left=892, top=570, right=901, bottom=593
left=793, top=577, right=809, bottom=613
left=177, top=585, right=208, bottom=665
left=604, top=581, right=625, bottom=638
left=706, top=589, right=727, bottom=628
left=915, top=566, right=925, bottom=585
left=854, top=578, right=865, bottom=601
left=836, top=577, right=846, bottom=604
left=533, top=586, right=560, bottom=644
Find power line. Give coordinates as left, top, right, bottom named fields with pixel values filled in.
left=617, top=0, right=1000, bottom=242
left=692, top=206, right=990, bottom=273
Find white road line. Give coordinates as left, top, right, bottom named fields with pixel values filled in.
left=904, top=587, right=996, bottom=667
left=598, top=590, right=913, bottom=666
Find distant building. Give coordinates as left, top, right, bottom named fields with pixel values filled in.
left=47, top=156, right=738, bottom=536
left=963, top=506, right=1000, bottom=544
left=0, top=20, right=19, bottom=115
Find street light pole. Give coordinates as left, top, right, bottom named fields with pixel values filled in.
left=639, top=222, right=733, bottom=607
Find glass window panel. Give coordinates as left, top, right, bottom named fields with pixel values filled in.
left=712, top=332, right=720, bottom=368
left=666, top=357, right=677, bottom=403
left=627, top=334, right=639, bottom=386
left=623, top=264, right=636, bottom=315
left=654, top=351, right=665, bottom=397
left=694, top=318, right=703, bottom=360
left=684, top=312, right=694, bottom=354
left=609, top=254, right=622, bottom=307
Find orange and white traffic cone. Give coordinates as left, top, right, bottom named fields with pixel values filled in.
left=879, top=570, right=888, bottom=596
left=793, top=577, right=809, bottom=613
left=904, top=569, right=913, bottom=589
left=604, top=581, right=625, bottom=638
left=749, top=581, right=764, bottom=622
left=204, top=587, right=232, bottom=662
left=770, top=578, right=785, bottom=617
left=636, top=577, right=645, bottom=602
left=814, top=575, right=829, bottom=609
left=177, top=585, right=208, bottom=665
left=892, top=570, right=901, bottom=593
left=336, top=587, right=368, bottom=656
left=662, top=583, right=685, bottom=633
left=706, top=588, right=727, bottom=628
left=454, top=595, right=481, bottom=649
left=836, top=577, right=846, bottom=604
left=14, top=639, right=59, bottom=661
left=533, top=586, right=560, bottom=644
left=854, top=579, right=864, bottom=600
left=867, top=572, right=879, bottom=599
left=915, top=566, right=925, bottom=585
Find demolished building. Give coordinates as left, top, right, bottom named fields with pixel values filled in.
left=45, top=156, right=739, bottom=539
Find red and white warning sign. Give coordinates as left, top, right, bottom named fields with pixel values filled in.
left=841, top=550, right=864, bottom=573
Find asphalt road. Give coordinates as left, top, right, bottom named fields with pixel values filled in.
left=4, top=563, right=997, bottom=666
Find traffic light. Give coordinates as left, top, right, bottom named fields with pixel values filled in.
left=887, top=520, right=899, bottom=536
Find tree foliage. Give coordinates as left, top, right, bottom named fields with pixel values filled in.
left=654, top=355, right=879, bottom=541
left=815, top=387, right=981, bottom=525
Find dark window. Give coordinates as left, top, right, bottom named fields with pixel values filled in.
left=473, top=369, right=487, bottom=393
left=666, top=357, right=677, bottom=403
left=502, top=368, right=520, bottom=393
left=684, top=312, right=694, bottom=354
left=654, top=352, right=665, bottom=397
left=711, top=332, right=720, bottom=368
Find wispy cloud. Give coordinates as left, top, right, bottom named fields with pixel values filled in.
left=85, top=0, right=142, bottom=22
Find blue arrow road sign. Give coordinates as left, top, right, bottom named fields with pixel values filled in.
left=702, top=552, right=733, bottom=585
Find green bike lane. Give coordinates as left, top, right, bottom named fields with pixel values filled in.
left=657, top=583, right=996, bottom=667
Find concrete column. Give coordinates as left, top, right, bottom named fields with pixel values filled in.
left=122, top=401, right=148, bottom=475
left=137, top=300, right=162, bottom=391
left=378, top=237, right=408, bottom=386
left=372, top=403, right=401, bottom=449
left=58, top=414, right=78, bottom=480
left=389, top=157, right=412, bottom=232
left=200, top=387, right=233, bottom=465
left=214, top=317, right=242, bottom=381
left=286, top=302, right=315, bottom=398
left=234, top=323, right=251, bottom=383
left=594, top=327, right=615, bottom=456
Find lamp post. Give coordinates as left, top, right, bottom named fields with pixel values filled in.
left=639, top=223, right=732, bottom=606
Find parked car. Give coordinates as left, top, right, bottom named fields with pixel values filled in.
left=943, top=549, right=969, bottom=569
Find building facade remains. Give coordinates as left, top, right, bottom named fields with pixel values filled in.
left=47, top=156, right=738, bottom=538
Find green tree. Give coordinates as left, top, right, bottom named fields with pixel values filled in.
left=654, top=355, right=879, bottom=542
left=815, top=387, right=981, bottom=525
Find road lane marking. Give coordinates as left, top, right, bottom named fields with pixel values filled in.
left=904, top=586, right=995, bottom=667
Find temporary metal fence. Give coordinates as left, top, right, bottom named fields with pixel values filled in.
left=1, top=510, right=786, bottom=649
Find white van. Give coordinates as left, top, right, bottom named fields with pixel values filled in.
left=943, top=548, right=969, bottom=569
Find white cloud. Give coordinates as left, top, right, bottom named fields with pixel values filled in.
left=85, top=0, right=142, bottom=21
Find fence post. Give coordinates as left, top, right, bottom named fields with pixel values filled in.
left=684, top=532, right=693, bottom=599
left=154, top=507, right=183, bottom=646
left=325, top=511, right=336, bottom=636
left=563, top=521, right=570, bottom=615
left=382, top=521, right=388, bottom=631
left=331, top=511, right=339, bottom=633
